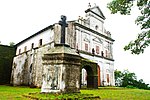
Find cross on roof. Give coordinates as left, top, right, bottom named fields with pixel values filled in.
left=59, top=15, right=68, bottom=44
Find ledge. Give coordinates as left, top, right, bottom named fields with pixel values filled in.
left=79, top=50, right=114, bottom=61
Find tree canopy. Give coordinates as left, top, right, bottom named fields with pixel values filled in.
left=115, top=69, right=150, bottom=89
left=107, top=0, right=150, bottom=54
left=9, top=42, right=15, bottom=47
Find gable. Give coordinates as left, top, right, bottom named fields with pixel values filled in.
left=93, top=37, right=103, bottom=44
left=85, top=6, right=106, bottom=20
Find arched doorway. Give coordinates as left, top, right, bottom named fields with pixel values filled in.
left=81, top=68, right=87, bottom=88
left=81, top=59, right=98, bottom=89
left=81, top=65, right=94, bottom=88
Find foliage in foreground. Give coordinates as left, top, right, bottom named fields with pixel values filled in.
left=108, top=0, right=150, bottom=54
left=115, top=69, right=150, bottom=90
left=1, top=85, right=150, bottom=100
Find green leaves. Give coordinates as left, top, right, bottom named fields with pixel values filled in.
left=124, top=31, right=150, bottom=54
left=115, top=69, right=150, bottom=89
left=108, top=0, right=150, bottom=54
left=9, top=42, right=15, bottom=47
left=107, top=0, right=134, bottom=15
left=115, top=69, right=137, bottom=87
left=137, top=0, right=148, bottom=9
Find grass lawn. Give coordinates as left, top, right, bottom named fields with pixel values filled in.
left=0, top=85, right=150, bottom=100
left=82, top=87, right=150, bottom=100
left=0, top=85, right=40, bottom=100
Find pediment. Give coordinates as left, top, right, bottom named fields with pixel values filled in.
left=93, top=37, right=103, bottom=44
left=85, top=6, right=106, bottom=20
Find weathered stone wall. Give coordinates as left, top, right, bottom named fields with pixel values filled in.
left=41, top=45, right=81, bottom=93
left=54, top=24, right=61, bottom=44
left=11, top=22, right=78, bottom=87
left=11, top=53, right=28, bottom=85
left=54, top=22, right=76, bottom=48
left=11, top=43, right=54, bottom=87
left=0, top=45, right=15, bottom=84
left=67, top=22, right=76, bottom=48
left=64, top=64, right=80, bottom=92
left=33, top=45, right=54, bottom=87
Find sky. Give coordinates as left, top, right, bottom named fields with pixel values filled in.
left=0, top=0, right=149, bottom=84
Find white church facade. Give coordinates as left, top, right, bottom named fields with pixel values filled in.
left=11, top=5, right=115, bottom=87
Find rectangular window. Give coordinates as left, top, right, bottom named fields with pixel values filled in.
left=96, top=46, right=99, bottom=54
left=107, top=74, right=109, bottom=83
left=39, top=39, right=42, bottom=46
left=24, top=46, right=27, bottom=52
left=85, top=43, right=88, bottom=51
left=31, top=43, right=34, bottom=49
left=19, top=49, right=21, bottom=54
left=101, top=51, right=104, bottom=57
left=76, top=43, right=78, bottom=49
left=105, top=50, right=108, bottom=57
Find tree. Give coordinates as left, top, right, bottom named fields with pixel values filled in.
left=9, top=42, right=15, bottom=47
left=121, top=70, right=137, bottom=87
left=114, top=70, right=123, bottom=86
left=107, top=0, right=150, bottom=54
left=115, top=69, right=137, bottom=87
left=115, top=69, right=150, bottom=89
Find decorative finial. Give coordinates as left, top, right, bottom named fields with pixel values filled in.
left=88, top=3, right=91, bottom=8
left=78, top=16, right=81, bottom=19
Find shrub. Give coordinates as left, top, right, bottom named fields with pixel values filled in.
left=126, top=85, right=137, bottom=89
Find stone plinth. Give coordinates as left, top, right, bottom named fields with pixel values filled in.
left=41, top=44, right=81, bottom=93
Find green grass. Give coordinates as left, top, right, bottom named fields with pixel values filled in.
left=0, top=85, right=150, bottom=100
left=24, top=92, right=99, bottom=100
left=81, top=87, right=150, bottom=100
left=0, top=85, right=40, bottom=100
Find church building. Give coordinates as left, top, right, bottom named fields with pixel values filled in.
left=11, top=5, right=115, bottom=87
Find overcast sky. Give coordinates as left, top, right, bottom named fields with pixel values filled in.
left=0, top=0, right=149, bottom=84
